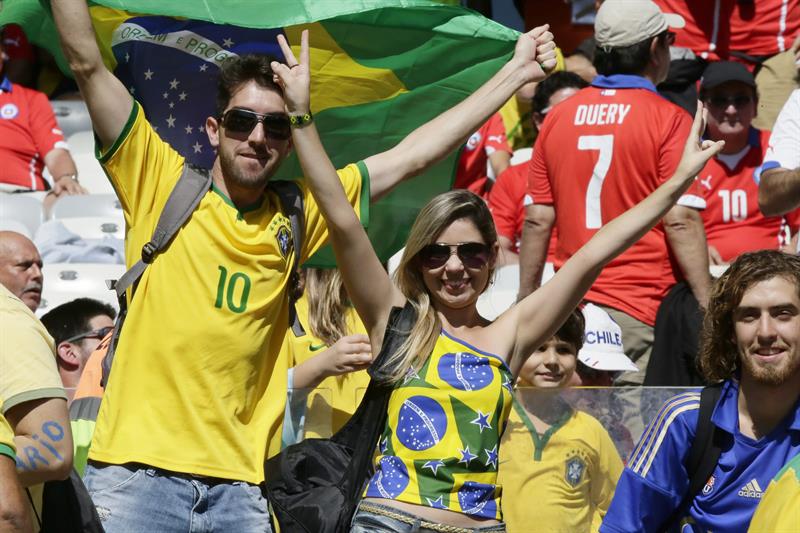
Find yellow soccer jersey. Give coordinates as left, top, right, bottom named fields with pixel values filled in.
left=290, top=294, right=370, bottom=438
left=748, top=453, right=800, bottom=533
left=0, top=405, right=15, bottom=461
left=498, top=398, right=623, bottom=533
left=90, top=101, right=368, bottom=483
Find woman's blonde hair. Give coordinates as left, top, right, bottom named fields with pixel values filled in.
left=305, top=267, right=350, bottom=347
left=382, top=189, right=497, bottom=383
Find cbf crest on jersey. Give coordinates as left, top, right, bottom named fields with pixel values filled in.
left=269, top=214, right=293, bottom=259
left=565, top=456, right=587, bottom=487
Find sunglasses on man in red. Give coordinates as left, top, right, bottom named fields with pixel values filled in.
left=219, top=108, right=292, bottom=140
left=417, top=242, right=493, bottom=269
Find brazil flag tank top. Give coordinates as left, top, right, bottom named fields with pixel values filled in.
left=364, top=329, right=514, bottom=520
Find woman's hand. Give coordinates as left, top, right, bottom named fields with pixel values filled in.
left=512, top=24, right=558, bottom=84
left=272, top=30, right=311, bottom=115
left=673, top=102, right=726, bottom=185
left=322, top=334, right=373, bottom=378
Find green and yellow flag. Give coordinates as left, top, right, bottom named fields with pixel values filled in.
left=2, top=0, right=518, bottom=264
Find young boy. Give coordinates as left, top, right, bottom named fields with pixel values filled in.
left=498, top=305, right=628, bottom=532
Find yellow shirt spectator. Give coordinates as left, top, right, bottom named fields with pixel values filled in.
left=748, top=453, right=800, bottom=533
left=89, top=102, right=368, bottom=483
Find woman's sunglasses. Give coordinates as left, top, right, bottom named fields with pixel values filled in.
left=417, top=242, right=492, bottom=269
left=219, top=108, right=292, bottom=140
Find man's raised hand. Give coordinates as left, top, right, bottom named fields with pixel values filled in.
left=271, top=30, right=311, bottom=115
left=513, top=24, right=558, bottom=84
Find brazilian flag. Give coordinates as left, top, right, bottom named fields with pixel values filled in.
left=1, top=0, right=518, bottom=264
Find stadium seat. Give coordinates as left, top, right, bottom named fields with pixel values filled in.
left=477, top=264, right=520, bottom=320
left=67, top=130, right=96, bottom=155
left=58, top=216, right=125, bottom=240
left=50, top=100, right=92, bottom=138
left=0, top=193, right=44, bottom=236
left=50, top=193, right=123, bottom=220
left=71, top=153, right=115, bottom=195
left=37, top=262, right=125, bottom=317
left=510, top=147, right=533, bottom=166
left=0, top=219, right=33, bottom=239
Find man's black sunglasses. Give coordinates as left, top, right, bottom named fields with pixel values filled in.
left=417, top=242, right=492, bottom=269
left=63, top=326, right=115, bottom=344
left=219, top=108, right=292, bottom=140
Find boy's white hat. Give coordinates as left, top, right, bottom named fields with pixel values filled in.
left=579, top=303, right=638, bottom=372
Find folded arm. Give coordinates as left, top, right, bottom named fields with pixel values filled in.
left=517, top=203, right=554, bottom=300
left=51, top=0, right=132, bottom=149
left=759, top=167, right=800, bottom=216
left=663, top=206, right=711, bottom=307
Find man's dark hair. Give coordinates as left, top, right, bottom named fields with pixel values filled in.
left=699, top=250, right=800, bottom=382
left=532, top=71, right=589, bottom=115
left=554, top=307, right=586, bottom=353
left=216, top=54, right=283, bottom=117
left=40, top=298, right=116, bottom=346
left=594, top=32, right=666, bottom=76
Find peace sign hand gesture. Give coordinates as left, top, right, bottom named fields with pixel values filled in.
left=271, top=30, right=311, bottom=115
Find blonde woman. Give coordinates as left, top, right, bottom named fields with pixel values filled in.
left=273, top=29, right=724, bottom=533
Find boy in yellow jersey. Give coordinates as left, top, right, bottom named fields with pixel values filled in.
left=498, top=305, right=630, bottom=533
left=52, top=0, right=563, bottom=530
left=1, top=407, right=32, bottom=533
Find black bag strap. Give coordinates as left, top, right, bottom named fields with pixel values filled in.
left=662, top=382, right=725, bottom=531
left=268, top=180, right=305, bottom=337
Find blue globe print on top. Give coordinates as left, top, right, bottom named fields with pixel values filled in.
left=458, top=481, right=497, bottom=517
left=438, top=351, right=495, bottom=391
left=396, top=395, right=448, bottom=451
left=366, top=456, right=410, bottom=499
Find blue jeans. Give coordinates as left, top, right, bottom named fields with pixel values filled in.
left=83, top=463, right=272, bottom=533
left=350, top=501, right=506, bottom=533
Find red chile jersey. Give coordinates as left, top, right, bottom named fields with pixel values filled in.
left=654, top=0, right=799, bottom=62
left=0, top=78, right=67, bottom=190
left=699, top=128, right=800, bottom=262
left=454, top=112, right=511, bottom=191
left=488, top=162, right=557, bottom=260
left=729, top=0, right=800, bottom=58
left=528, top=75, right=701, bottom=326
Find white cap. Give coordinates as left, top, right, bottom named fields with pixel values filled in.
left=579, top=303, right=638, bottom=372
left=594, top=0, right=685, bottom=49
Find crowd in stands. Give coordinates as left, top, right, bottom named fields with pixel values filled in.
left=1, top=0, right=800, bottom=532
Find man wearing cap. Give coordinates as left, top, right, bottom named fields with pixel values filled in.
left=521, top=0, right=712, bottom=386
left=602, top=249, right=800, bottom=532
left=697, top=61, right=800, bottom=264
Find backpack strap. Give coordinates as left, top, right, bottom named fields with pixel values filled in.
left=110, top=164, right=212, bottom=303
left=268, top=180, right=305, bottom=337
left=102, top=164, right=211, bottom=386
left=663, top=382, right=725, bottom=531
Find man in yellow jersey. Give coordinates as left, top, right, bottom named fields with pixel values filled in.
left=52, top=0, right=559, bottom=530
left=0, top=281, right=73, bottom=530
left=1, top=407, right=33, bottom=533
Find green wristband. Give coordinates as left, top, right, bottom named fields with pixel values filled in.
left=289, top=112, right=313, bottom=127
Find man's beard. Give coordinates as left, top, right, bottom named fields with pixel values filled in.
left=219, top=147, right=273, bottom=190
left=740, top=348, right=800, bottom=386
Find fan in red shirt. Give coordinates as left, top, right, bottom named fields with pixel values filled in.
left=696, top=62, right=800, bottom=264
left=0, top=35, right=82, bottom=198
left=453, top=112, right=511, bottom=197
left=521, top=0, right=712, bottom=385
left=488, top=71, right=587, bottom=267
